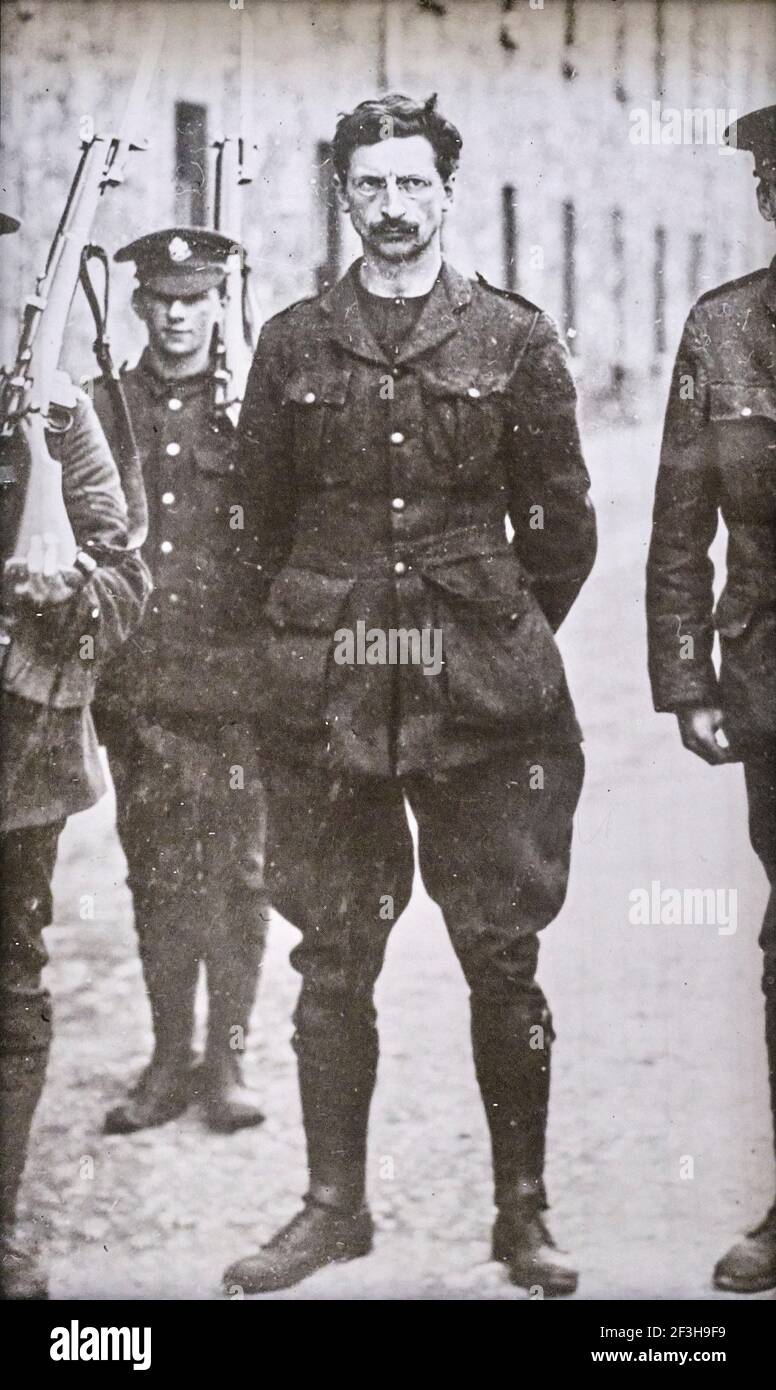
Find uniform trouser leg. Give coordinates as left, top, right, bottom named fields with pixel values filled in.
left=199, top=730, right=270, bottom=1082
left=407, top=747, right=585, bottom=1215
left=264, top=762, right=415, bottom=1211
left=744, top=744, right=776, bottom=1164
left=0, top=822, right=62, bottom=1229
left=108, top=732, right=200, bottom=1066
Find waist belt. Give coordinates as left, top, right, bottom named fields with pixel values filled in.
left=288, top=520, right=510, bottom=578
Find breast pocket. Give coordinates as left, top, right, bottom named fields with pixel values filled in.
left=419, top=371, right=508, bottom=484
left=709, top=382, right=776, bottom=512
left=282, top=368, right=353, bottom=486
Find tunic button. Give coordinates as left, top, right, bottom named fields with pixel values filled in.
left=394, top=560, right=407, bottom=576
left=161, top=491, right=175, bottom=505
left=467, top=386, right=481, bottom=399
left=740, top=407, right=752, bottom=417
left=169, top=593, right=179, bottom=604
left=390, top=430, right=405, bottom=445
left=160, top=540, right=173, bottom=555
left=167, top=397, right=183, bottom=412
left=303, top=391, right=316, bottom=405
left=166, top=442, right=181, bottom=457
left=391, top=497, right=405, bottom=512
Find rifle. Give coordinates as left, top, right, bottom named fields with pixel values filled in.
left=211, top=9, right=259, bottom=425
left=0, top=19, right=165, bottom=574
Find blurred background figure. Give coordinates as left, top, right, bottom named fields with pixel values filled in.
left=646, top=103, right=776, bottom=1295
left=91, top=229, right=269, bottom=1137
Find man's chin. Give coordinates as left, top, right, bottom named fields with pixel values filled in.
left=158, top=338, right=197, bottom=357
left=367, top=236, right=424, bottom=263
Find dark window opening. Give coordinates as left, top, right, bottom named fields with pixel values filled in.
left=614, top=0, right=627, bottom=104
left=315, top=141, right=341, bottom=294
left=654, top=0, right=666, bottom=100
left=562, top=0, right=577, bottom=80
left=562, top=199, right=577, bottom=354
left=688, top=232, right=704, bottom=300
left=564, top=0, right=576, bottom=46
left=611, top=206, right=626, bottom=392
left=502, top=184, right=518, bottom=292
left=174, top=102, right=208, bottom=227
left=653, top=225, right=667, bottom=358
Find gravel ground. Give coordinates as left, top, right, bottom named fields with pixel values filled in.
left=17, top=417, right=775, bottom=1301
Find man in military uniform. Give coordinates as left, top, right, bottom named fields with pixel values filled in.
left=647, top=105, right=776, bottom=1294
left=224, top=94, right=596, bottom=1296
left=91, top=229, right=269, bottom=1136
left=0, top=211, right=151, bottom=1297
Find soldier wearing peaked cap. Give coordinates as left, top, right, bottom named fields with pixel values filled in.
left=647, top=104, right=776, bottom=1293
left=90, top=228, right=270, bottom=1138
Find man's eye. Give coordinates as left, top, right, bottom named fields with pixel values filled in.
left=401, top=178, right=428, bottom=190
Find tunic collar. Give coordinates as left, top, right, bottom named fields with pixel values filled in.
left=136, top=348, right=212, bottom=400
left=318, top=259, right=472, bottom=366
left=763, top=255, right=776, bottom=316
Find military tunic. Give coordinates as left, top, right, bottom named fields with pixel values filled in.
left=239, top=260, right=597, bottom=777
left=92, top=351, right=264, bottom=721
left=647, top=256, right=776, bottom=746
left=1, top=390, right=151, bottom=833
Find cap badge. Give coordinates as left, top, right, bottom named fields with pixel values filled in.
left=168, top=236, right=192, bottom=263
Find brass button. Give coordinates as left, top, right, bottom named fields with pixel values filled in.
left=165, top=442, right=181, bottom=457
left=391, top=497, right=405, bottom=512
left=167, top=397, right=183, bottom=412
left=390, top=430, right=405, bottom=445
left=160, top=540, right=173, bottom=555
left=740, top=407, right=752, bottom=417
left=169, top=592, right=179, bottom=604
left=394, top=560, right=407, bottom=576
left=303, top=391, right=316, bottom=405
left=467, top=386, right=481, bottom=399
left=161, top=491, right=175, bottom=505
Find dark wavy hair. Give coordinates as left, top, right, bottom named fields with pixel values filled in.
left=332, top=93, right=463, bottom=186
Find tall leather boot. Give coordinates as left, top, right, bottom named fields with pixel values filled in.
left=198, top=899, right=269, bottom=1133
left=713, top=947, right=776, bottom=1293
left=104, top=922, right=199, bottom=1135
left=223, top=985, right=376, bottom=1295
left=0, top=994, right=52, bottom=1299
left=471, top=988, right=578, bottom=1297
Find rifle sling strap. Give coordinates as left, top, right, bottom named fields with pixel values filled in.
left=79, top=244, right=148, bottom=551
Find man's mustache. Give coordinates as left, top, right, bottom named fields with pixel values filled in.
left=373, top=220, right=419, bottom=237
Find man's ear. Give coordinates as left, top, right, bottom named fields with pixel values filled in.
left=441, top=172, right=456, bottom=212
left=131, top=286, right=148, bottom=323
left=756, top=176, right=776, bottom=224
left=334, top=173, right=351, bottom=213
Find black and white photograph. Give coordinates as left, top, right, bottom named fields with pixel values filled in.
left=0, top=0, right=775, bottom=1340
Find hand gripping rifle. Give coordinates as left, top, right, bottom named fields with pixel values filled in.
left=211, top=11, right=259, bottom=426
left=0, top=19, right=165, bottom=580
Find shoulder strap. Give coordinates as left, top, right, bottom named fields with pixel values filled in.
left=79, top=244, right=148, bottom=549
